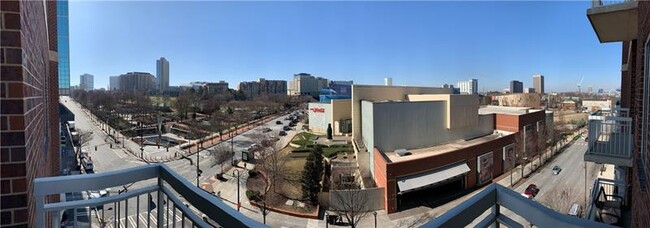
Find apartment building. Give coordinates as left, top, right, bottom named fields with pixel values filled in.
left=457, top=79, right=478, bottom=95
left=237, top=78, right=286, bottom=98
left=586, top=0, right=650, bottom=226
left=118, top=72, right=156, bottom=92
left=80, top=73, right=94, bottom=91
left=287, top=73, right=328, bottom=97
left=1, top=1, right=61, bottom=226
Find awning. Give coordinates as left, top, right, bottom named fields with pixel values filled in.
left=397, top=163, right=471, bottom=194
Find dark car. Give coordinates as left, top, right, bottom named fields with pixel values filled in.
left=279, top=131, right=287, bottom=136
left=523, top=184, right=540, bottom=198
left=283, top=126, right=291, bottom=131
left=289, top=122, right=297, bottom=127
left=276, top=120, right=282, bottom=125
left=552, top=166, right=562, bottom=175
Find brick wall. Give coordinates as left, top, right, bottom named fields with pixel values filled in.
left=376, top=134, right=514, bottom=213
left=1, top=0, right=59, bottom=227
left=631, top=1, right=650, bottom=227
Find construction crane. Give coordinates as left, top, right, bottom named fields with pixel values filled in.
left=577, top=76, right=584, bottom=93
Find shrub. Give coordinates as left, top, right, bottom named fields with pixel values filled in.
left=246, top=190, right=260, bottom=201
left=248, top=170, right=258, bottom=178
left=292, top=148, right=312, bottom=153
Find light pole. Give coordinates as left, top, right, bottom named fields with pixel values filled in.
left=373, top=211, right=377, bottom=228
left=325, top=212, right=329, bottom=228
left=233, top=169, right=241, bottom=211
left=196, top=145, right=201, bottom=188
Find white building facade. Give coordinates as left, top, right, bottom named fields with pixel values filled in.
left=457, top=79, right=478, bottom=95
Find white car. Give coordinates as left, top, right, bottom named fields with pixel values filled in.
left=552, top=166, right=561, bottom=175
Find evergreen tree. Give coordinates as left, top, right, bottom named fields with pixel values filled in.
left=327, top=124, right=333, bottom=140
left=301, top=145, right=324, bottom=203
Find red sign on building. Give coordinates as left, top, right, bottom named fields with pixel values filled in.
left=310, top=107, right=326, bottom=113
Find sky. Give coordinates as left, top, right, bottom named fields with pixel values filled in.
left=68, top=1, right=622, bottom=92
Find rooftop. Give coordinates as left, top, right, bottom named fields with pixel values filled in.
left=478, top=105, right=542, bottom=115
left=383, top=131, right=514, bottom=162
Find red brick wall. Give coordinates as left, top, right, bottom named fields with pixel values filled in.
left=372, top=148, right=391, bottom=212
left=1, top=0, right=59, bottom=227
left=631, top=1, right=650, bottom=227
left=378, top=134, right=514, bottom=213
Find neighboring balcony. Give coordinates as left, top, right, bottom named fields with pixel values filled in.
left=34, top=164, right=264, bottom=228
left=423, top=184, right=614, bottom=228
left=585, top=178, right=630, bottom=227
left=584, top=108, right=633, bottom=167
left=587, top=0, right=638, bottom=43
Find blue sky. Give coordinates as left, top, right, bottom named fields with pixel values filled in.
left=69, top=1, right=621, bottom=92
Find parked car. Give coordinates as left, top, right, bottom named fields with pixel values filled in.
left=568, top=203, right=582, bottom=217
left=552, top=166, right=562, bottom=175
left=276, top=121, right=282, bottom=125
left=523, top=184, right=540, bottom=198
left=289, top=122, right=297, bottom=127
left=279, top=131, right=287, bottom=136
left=283, top=126, right=291, bottom=131
left=248, top=144, right=261, bottom=152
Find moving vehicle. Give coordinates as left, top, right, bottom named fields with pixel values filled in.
left=67, top=121, right=75, bottom=131
left=523, top=184, right=539, bottom=199
left=283, top=126, right=291, bottom=131
left=276, top=120, right=282, bottom=125
left=279, top=131, right=287, bottom=136
left=552, top=166, right=562, bottom=175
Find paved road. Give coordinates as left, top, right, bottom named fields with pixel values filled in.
left=502, top=135, right=600, bottom=225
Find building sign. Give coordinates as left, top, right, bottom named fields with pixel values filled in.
left=310, top=107, right=326, bottom=113
left=477, top=152, right=494, bottom=185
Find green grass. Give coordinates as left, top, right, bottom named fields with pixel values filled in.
left=292, top=132, right=320, bottom=147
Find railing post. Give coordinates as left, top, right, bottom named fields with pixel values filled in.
left=35, top=194, right=44, bottom=228
left=157, top=169, right=165, bottom=228
left=491, top=204, right=500, bottom=228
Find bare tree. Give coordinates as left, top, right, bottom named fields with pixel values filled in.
left=540, top=187, right=583, bottom=215
left=210, top=144, right=232, bottom=174
left=174, top=90, right=192, bottom=119
left=330, top=187, right=371, bottom=228
left=76, top=129, right=93, bottom=153
left=513, top=132, right=527, bottom=180
left=251, top=132, right=288, bottom=194
left=249, top=172, right=271, bottom=224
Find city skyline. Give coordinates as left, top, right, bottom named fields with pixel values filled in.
left=69, top=1, right=620, bottom=92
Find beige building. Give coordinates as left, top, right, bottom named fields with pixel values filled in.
left=533, top=74, right=544, bottom=94
left=351, top=85, right=452, bottom=140
left=582, top=99, right=614, bottom=112
left=493, top=93, right=542, bottom=109
left=287, top=73, right=328, bottom=96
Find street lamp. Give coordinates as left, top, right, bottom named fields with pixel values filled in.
left=233, top=169, right=241, bottom=211
left=196, top=146, right=202, bottom=188
left=373, top=211, right=377, bottom=228
left=325, top=212, right=329, bottom=228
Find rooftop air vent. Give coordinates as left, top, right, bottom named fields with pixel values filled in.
left=395, top=149, right=410, bottom=156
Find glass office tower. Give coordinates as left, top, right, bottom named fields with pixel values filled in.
left=58, top=0, right=71, bottom=95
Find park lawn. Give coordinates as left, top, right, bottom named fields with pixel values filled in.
left=291, top=132, right=321, bottom=147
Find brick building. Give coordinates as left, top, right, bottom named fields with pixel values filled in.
left=587, top=1, right=650, bottom=226
left=237, top=78, right=287, bottom=98
left=118, top=72, right=156, bottom=92
left=1, top=0, right=60, bottom=227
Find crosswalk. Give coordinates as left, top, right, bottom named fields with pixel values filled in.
left=100, top=204, right=202, bottom=228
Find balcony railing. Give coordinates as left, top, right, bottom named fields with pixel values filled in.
left=584, top=109, right=633, bottom=167
left=586, top=178, right=629, bottom=226
left=592, top=0, right=635, bottom=8
left=423, top=184, right=614, bottom=228
left=34, top=164, right=264, bottom=228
